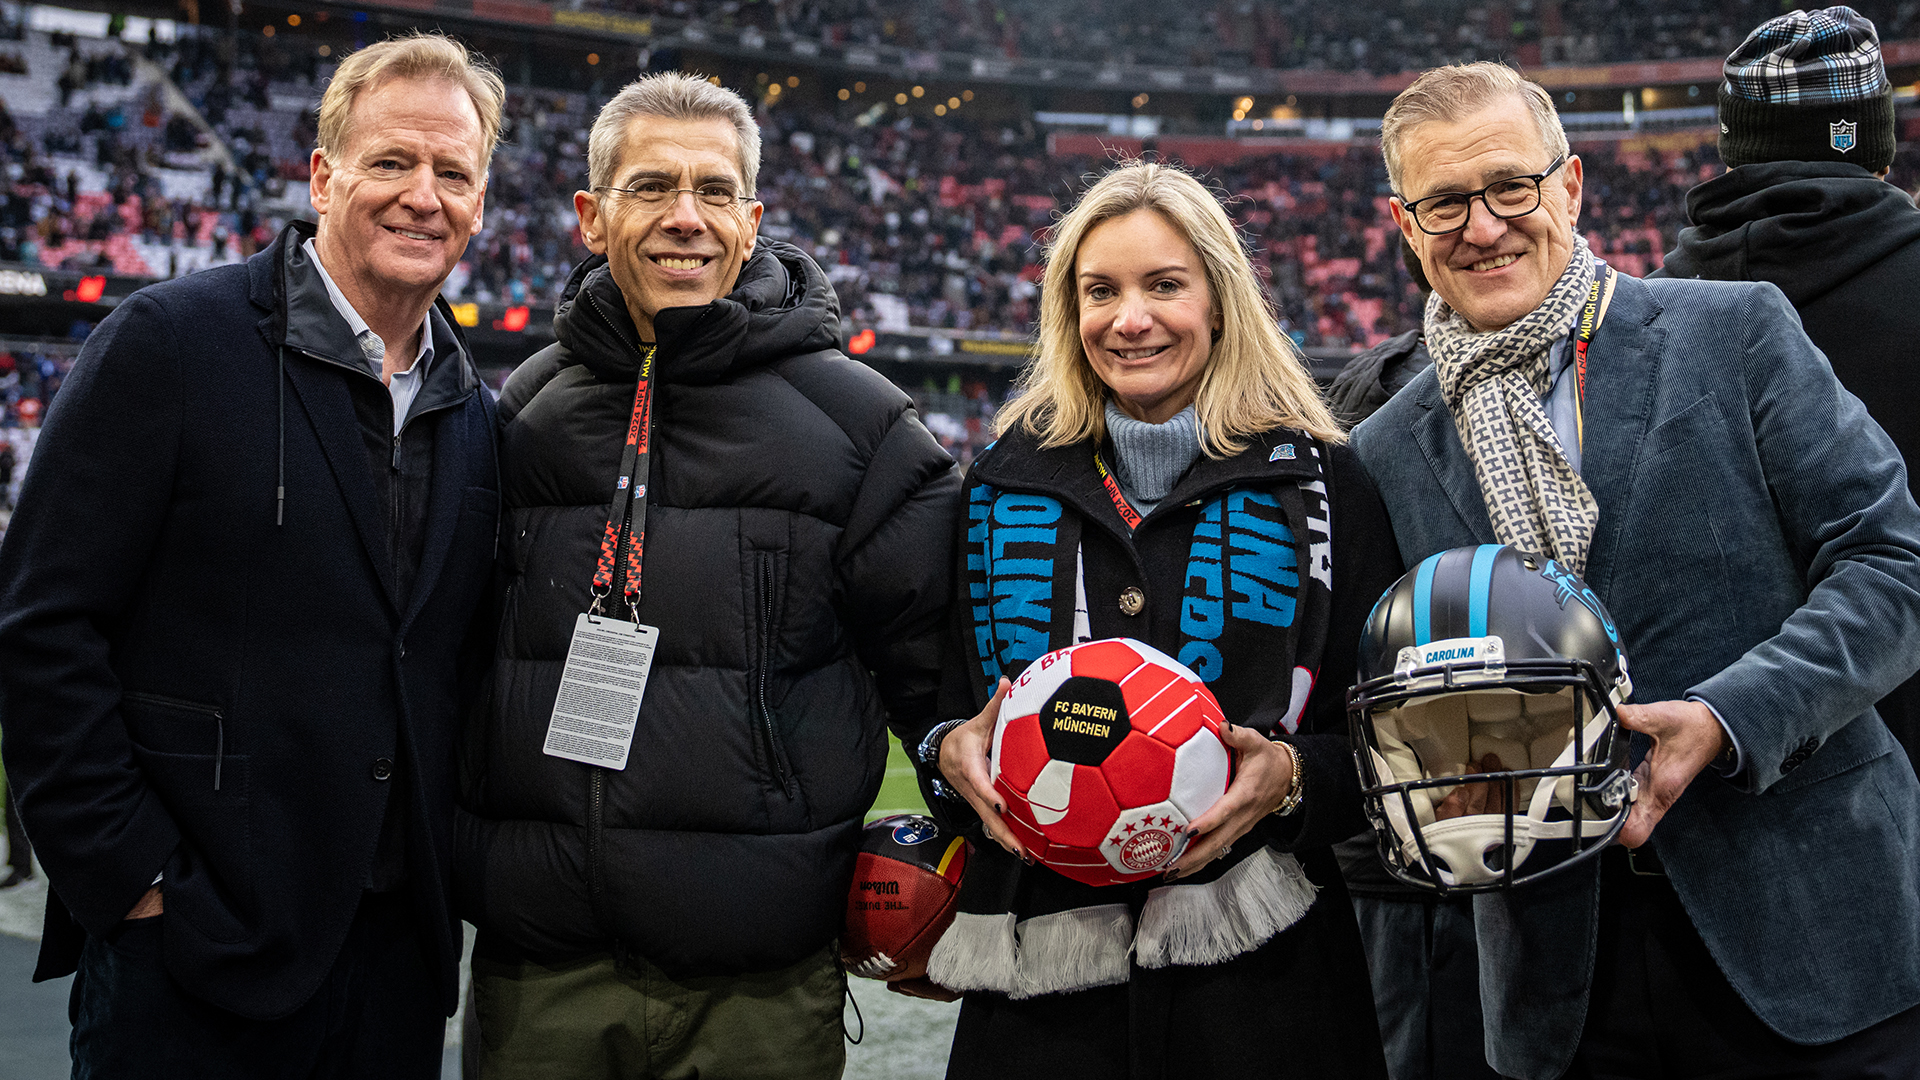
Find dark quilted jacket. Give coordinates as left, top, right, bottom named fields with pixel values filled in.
left=456, top=240, right=958, bottom=975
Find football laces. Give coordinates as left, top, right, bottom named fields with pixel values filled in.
left=851, top=952, right=903, bottom=980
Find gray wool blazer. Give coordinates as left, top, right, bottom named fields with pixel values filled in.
left=1351, top=272, right=1920, bottom=1073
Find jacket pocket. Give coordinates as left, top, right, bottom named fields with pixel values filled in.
left=122, top=692, right=228, bottom=791
left=1640, top=394, right=1724, bottom=460
left=752, top=551, right=796, bottom=798
left=128, top=745, right=254, bottom=943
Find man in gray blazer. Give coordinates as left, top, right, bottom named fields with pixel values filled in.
left=1353, top=61, right=1920, bottom=1078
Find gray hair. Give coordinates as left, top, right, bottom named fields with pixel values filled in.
left=587, top=72, right=762, bottom=195
left=1381, top=62, right=1569, bottom=195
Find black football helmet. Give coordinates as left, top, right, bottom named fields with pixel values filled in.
left=1348, top=545, right=1637, bottom=893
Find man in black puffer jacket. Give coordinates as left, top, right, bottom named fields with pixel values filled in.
left=456, top=73, right=957, bottom=1079
left=1658, top=6, right=1920, bottom=767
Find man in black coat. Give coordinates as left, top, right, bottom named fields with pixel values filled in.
left=1658, top=6, right=1920, bottom=766
left=0, top=35, right=503, bottom=1077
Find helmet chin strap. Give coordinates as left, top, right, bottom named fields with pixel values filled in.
left=1374, top=713, right=1624, bottom=888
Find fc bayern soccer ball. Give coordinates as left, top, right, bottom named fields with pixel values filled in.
left=990, top=638, right=1235, bottom=886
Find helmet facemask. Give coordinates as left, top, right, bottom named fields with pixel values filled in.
left=1348, top=546, right=1639, bottom=895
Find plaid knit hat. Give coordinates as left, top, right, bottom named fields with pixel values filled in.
left=1719, top=6, right=1894, bottom=172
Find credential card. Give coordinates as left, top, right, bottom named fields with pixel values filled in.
left=542, top=613, right=660, bottom=770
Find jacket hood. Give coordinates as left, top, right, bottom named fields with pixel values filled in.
left=1664, top=161, right=1920, bottom=307
left=551, top=237, right=843, bottom=385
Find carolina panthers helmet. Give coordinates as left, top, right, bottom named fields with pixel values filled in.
left=1348, top=545, right=1637, bottom=894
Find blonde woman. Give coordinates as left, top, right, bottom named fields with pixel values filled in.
left=908, top=161, right=1398, bottom=1077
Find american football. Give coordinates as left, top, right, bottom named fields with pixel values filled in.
left=842, top=814, right=970, bottom=982
left=991, top=638, right=1235, bottom=887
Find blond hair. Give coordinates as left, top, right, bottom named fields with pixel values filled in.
left=1381, top=62, right=1568, bottom=195
left=997, top=161, right=1341, bottom=456
left=588, top=72, right=761, bottom=195
left=317, top=33, right=506, bottom=172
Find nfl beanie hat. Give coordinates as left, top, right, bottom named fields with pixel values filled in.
left=1719, top=6, right=1894, bottom=172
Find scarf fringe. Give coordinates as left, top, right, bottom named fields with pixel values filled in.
left=1011, top=904, right=1134, bottom=998
left=926, top=911, right=1018, bottom=993
left=1135, top=847, right=1318, bottom=968
left=928, top=905, right=1136, bottom=1000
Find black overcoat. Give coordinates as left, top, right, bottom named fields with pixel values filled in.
left=0, top=224, right=500, bottom=1019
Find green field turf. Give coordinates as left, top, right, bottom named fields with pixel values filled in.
left=868, top=736, right=930, bottom=822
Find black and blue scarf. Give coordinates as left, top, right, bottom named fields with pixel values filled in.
left=929, top=431, right=1334, bottom=999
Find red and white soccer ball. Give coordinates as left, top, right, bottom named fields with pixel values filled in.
left=990, top=638, right=1235, bottom=887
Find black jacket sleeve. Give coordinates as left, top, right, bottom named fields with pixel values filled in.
left=1265, top=444, right=1403, bottom=853
left=837, top=405, right=961, bottom=748
left=917, top=471, right=992, bottom=836
left=0, top=292, right=187, bottom=935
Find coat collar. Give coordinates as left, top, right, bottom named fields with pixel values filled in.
left=252, top=219, right=481, bottom=398
left=551, top=238, right=842, bottom=387
left=248, top=220, right=487, bottom=617
left=970, top=420, right=1327, bottom=545
left=1403, top=271, right=1667, bottom=586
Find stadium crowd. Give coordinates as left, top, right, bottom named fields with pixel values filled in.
left=4, top=10, right=1920, bottom=472
left=11, top=18, right=1911, bottom=358
left=585, top=0, right=1920, bottom=73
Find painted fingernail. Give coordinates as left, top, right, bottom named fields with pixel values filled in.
left=1021, top=852, right=1036, bottom=866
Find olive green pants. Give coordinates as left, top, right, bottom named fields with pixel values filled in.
left=466, top=941, right=847, bottom=1080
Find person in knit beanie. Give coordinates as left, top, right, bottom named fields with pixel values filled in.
left=1660, top=4, right=1920, bottom=771
left=1717, top=5, right=1895, bottom=174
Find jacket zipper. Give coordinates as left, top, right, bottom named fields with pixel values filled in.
left=757, top=554, right=794, bottom=797
left=586, top=768, right=609, bottom=932
left=122, top=692, right=226, bottom=791
left=586, top=393, right=642, bottom=937
left=583, top=288, right=647, bottom=359
left=391, top=430, right=405, bottom=582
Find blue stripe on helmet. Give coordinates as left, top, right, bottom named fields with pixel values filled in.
left=1412, top=551, right=1443, bottom=646
left=1468, top=544, right=1500, bottom=638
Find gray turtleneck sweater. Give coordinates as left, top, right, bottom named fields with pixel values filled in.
left=1104, top=399, right=1202, bottom=518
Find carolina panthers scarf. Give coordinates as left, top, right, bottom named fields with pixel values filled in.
left=929, top=439, right=1332, bottom=999
left=1425, top=234, right=1600, bottom=577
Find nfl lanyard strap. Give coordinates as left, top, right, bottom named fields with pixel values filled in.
left=591, top=345, right=659, bottom=615
left=544, top=345, right=663, bottom=772
left=1093, top=449, right=1143, bottom=531
left=1571, top=259, right=1619, bottom=454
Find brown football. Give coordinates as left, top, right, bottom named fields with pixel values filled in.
left=841, top=814, right=970, bottom=982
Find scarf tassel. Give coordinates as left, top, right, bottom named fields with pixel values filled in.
left=929, top=905, right=1135, bottom=1000
left=1135, top=846, right=1319, bottom=968
left=927, top=849, right=1319, bottom=998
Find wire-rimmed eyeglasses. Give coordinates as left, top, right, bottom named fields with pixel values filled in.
left=1396, top=154, right=1569, bottom=236
left=591, top=181, right=758, bottom=211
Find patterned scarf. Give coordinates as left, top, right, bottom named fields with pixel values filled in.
left=1425, top=233, right=1600, bottom=576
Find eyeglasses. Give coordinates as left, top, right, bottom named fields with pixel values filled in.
left=1397, top=155, right=1569, bottom=236
left=592, top=181, right=757, bottom=211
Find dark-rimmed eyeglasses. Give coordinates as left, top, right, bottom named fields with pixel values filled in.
left=1396, top=155, right=1569, bottom=236
left=591, top=181, right=757, bottom=211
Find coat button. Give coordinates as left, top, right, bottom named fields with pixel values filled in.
left=372, top=758, right=394, bottom=781
left=1119, top=587, right=1145, bottom=616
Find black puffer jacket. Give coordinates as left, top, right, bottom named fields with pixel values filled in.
left=457, top=240, right=958, bottom=976
left=1659, top=161, right=1920, bottom=501
left=1325, top=328, right=1432, bottom=428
